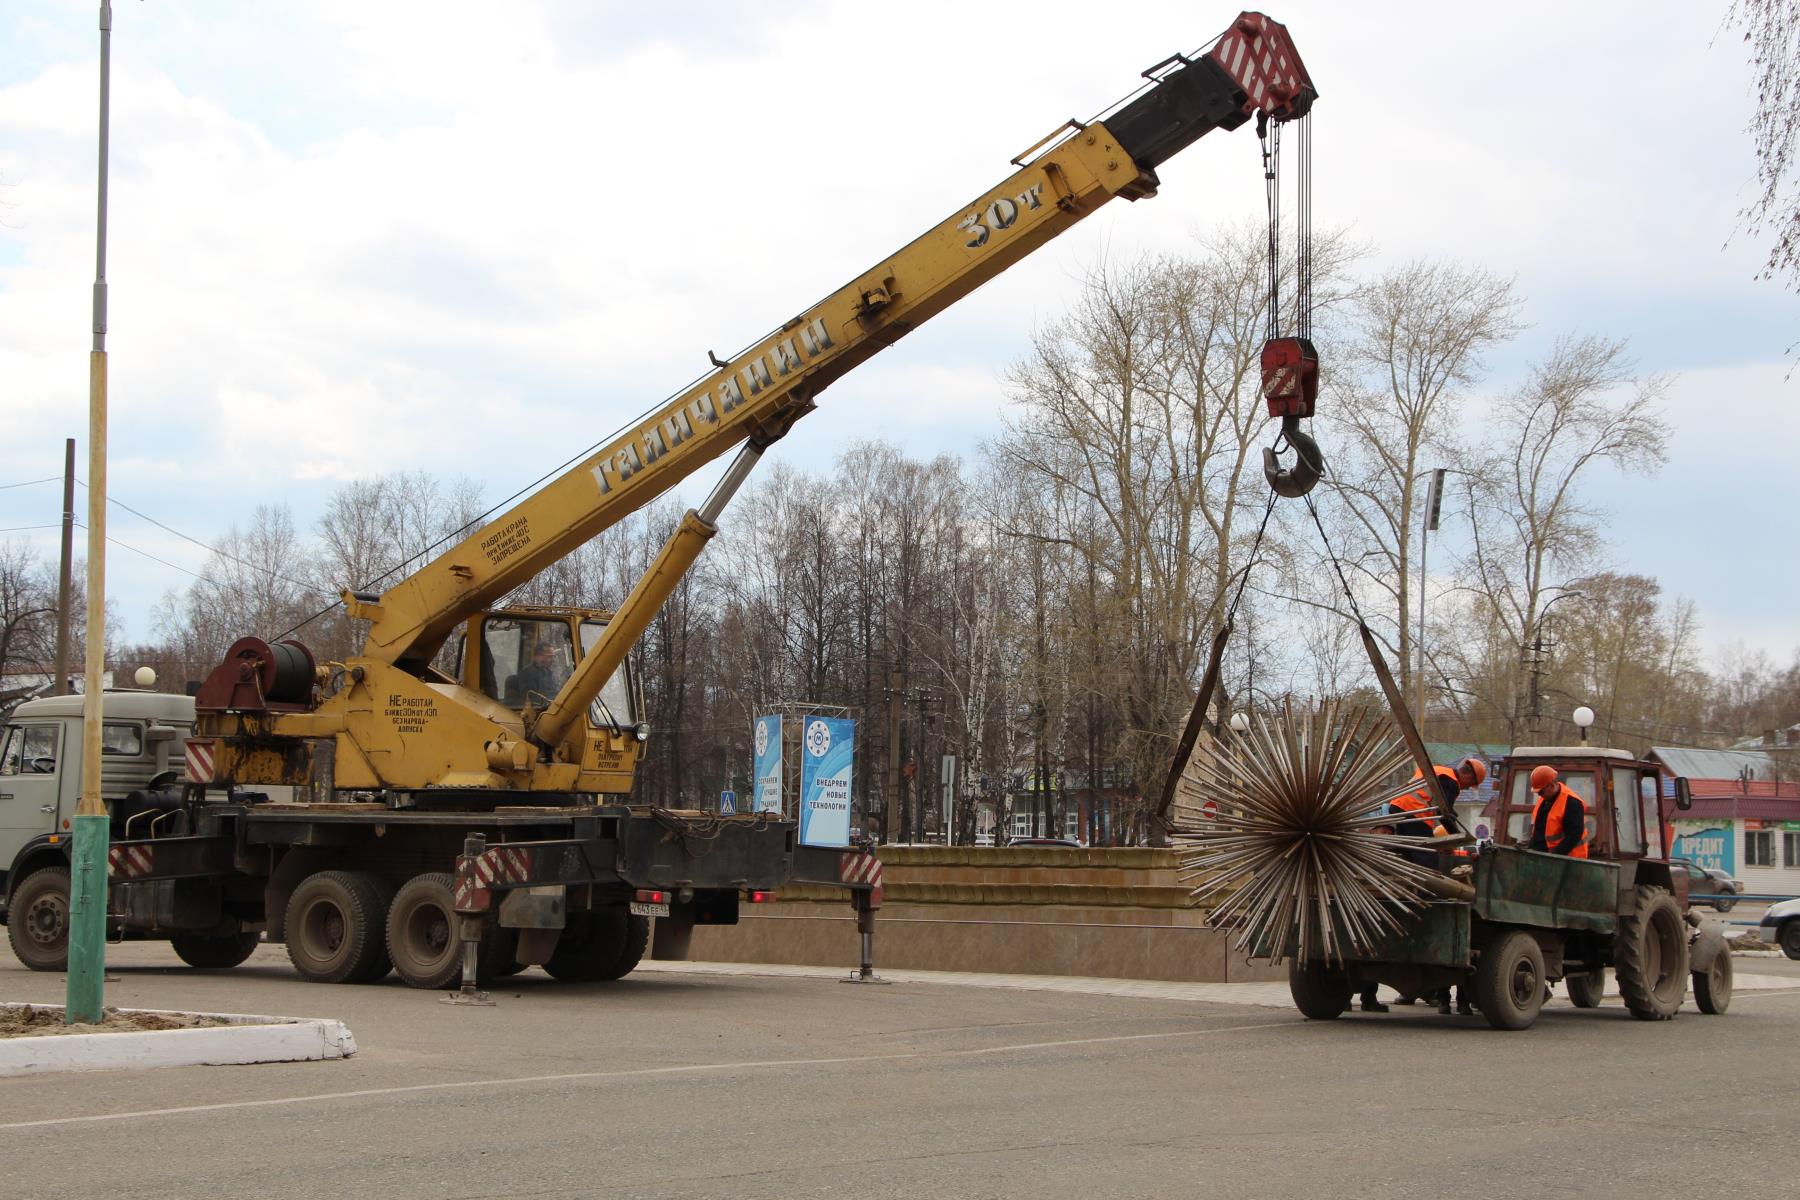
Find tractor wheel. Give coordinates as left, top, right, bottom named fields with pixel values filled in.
left=285, top=870, right=394, bottom=984
left=1616, top=885, right=1688, bottom=1021
left=1693, top=946, right=1733, bottom=1015
left=5, top=867, right=71, bottom=972
left=1476, top=930, right=1547, bottom=1030
left=387, top=872, right=507, bottom=990
left=1565, top=969, right=1605, bottom=1009
left=543, top=910, right=650, bottom=982
left=1286, top=960, right=1352, bottom=1020
left=170, top=931, right=261, bottom=969
left=1779, top=921, right=1800, bottom=961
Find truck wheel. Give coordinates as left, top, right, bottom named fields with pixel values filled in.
left=171, top=931, right=261, bottom=969
left=285, top=870, right=394, bottom=984
left=1693, top=947, right=1733, bottom=1015
left=387, top=872, right=467, bottom=990
left=1286, top=960, right=1351, bottom=1020
left=5, top=867, right=71, bottom=972
left=1565, top=969, right=1605, bottom=1009
left=1476, top=930, right=1546, bottom=1030
left=543, top=910, right=649, bottom=982
left=1780, top=921, right=1800, bottom=961
left=1616, top=885, right=1688, bottom=1021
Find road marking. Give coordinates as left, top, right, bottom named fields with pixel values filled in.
left=0, top=1018, right=1297, bottom=1132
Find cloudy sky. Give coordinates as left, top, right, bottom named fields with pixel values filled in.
left=2, top=1, right=1796, bottom=665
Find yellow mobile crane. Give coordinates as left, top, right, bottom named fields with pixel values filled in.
left=58, top=15, right=1316, bottom=989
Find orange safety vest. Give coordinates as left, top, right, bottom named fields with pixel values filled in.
left=1399, top=766, right=1458, bottom=838
left=1531, top=784, right=1590, bottom=858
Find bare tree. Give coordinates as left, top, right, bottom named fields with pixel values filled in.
left=1726, top=1, right=1800, bottom=291
left=1321, top=260, right=1521, bottom=694
left=1, top=541, right=63, bottom=704
left=1456, top=336, right=1671, bottom=741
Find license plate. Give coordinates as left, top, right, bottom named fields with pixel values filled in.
left=630, top=901, right=670, bottom=918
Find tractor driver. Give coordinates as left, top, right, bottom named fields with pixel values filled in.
left=1525, top=765, right=1589, bottom=858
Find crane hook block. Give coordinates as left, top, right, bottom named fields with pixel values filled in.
left=1260, top=336, right=1318, bottom=420
left=1263, top=414, right=1324, bottom=499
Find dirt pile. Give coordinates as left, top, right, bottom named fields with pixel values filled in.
left=0, top=1005, right=231, bottom=1039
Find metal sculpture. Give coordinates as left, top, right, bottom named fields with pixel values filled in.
left=1172, top=700, right=1457, bottom=964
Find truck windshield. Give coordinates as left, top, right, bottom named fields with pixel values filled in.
left=482, top=617, right=576, bottom=709
left=578, top=621, right=635, bottom=731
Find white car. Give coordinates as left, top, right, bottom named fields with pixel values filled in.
left=1760, top=897, right=1800, bottom=960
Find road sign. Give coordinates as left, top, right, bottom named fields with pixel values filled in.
left=720, top=790, right=736, bottom=814
left=1202, top=799, right=1218, bottom=820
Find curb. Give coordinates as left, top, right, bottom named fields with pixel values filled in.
left=0, top=1004, right=357, bottom=1077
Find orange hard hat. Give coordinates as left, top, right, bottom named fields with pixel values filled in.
left=1461, top=757, right=1488, bottom=786
left=1529, top=765, right=1559, bottom=790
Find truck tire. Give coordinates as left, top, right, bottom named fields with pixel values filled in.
left=1565, top=969, right=1605, bottom=1009
left=1476, top=930, right=1547, bottom=1030
left=1693, top=946, right=1733, bottom=1015
left=285, top=870, right=394, bottom=984
left=543, top=910, right=649, bottom=982
left=1616, top=885, right=1687, bottom=1021
left=1779, top=921, right=1800, bottom=961
left=387, top=872, right=466, bottom=990
left=1286, top=960, right=1351, bottom=1020
left=171, top=931, right=261, bottom=969
left=5, top=867, right=71, bottom=972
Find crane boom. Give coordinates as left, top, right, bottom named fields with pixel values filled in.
left=195, top=13, right=1314, bottom=801
left=360, top=13, right=1315, bottom=673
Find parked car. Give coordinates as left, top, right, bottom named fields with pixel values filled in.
left=1671, top=858, right=1744, bottom=912
left=1761, top=898, right=1800, bottom=960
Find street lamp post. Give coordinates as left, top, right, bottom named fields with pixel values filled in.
left=1573, top=705, right=1595, bottom=745
left=66, top=0, right=115, bottom=1025
left=1523, top=588, right=1583, bottom=743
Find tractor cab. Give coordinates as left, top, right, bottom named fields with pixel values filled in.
left=1493, top=746, right=1691, bottom=872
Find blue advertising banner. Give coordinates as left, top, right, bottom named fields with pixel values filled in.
left=799, top=716, right=854, bottom=848
left=1672, top=825, right=1734, bottom=874
left=752, top=715, right=783, bottom=814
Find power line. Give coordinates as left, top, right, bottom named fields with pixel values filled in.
left=75, top=478, right=329, bottom=598
left=0, top=477, right=59, bottom=491
left=73, top=522, right=204, bottom=581
left=0, top=524, right=62, bottom=534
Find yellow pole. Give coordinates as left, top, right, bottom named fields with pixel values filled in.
left=66, top=0, right=113, bottom=1024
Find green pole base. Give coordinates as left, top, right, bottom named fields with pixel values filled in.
left=64, top=811, right=110, bottom=1024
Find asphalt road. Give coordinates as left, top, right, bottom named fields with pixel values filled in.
left=3, top=943, right=1797, bottom=1200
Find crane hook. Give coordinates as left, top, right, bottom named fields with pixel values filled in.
left=1263, top=414, right=1324, bottom=499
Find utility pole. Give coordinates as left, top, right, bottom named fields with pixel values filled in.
left=1416, top=468, right=1445, bottom=727
left=54, top=438, right=76, bottom=696
left=884, top=667, right=903, bottom=843
left=67, top=0, right=114, bottom=1025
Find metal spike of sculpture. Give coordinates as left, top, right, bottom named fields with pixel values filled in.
left=1172, top=700, right=1462, bottom=965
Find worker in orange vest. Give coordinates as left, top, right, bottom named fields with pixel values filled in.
left=1386, top=757, right=1487, bottom=1014
left=1526, top=765, right=1589, bottom=858
left=1388, top=757, right=1487, bottom=845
